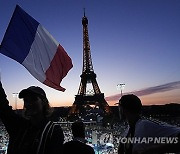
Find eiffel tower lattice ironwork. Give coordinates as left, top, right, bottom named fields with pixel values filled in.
left=69, top=12, right=111, bottom=116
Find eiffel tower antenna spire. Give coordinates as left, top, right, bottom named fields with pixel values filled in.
left=69, top=11, right=111, bottom=116
left=83, top=8, right=86, bottom=17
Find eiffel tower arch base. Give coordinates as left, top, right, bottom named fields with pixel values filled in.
left=70, top=93, right=110, bottom=116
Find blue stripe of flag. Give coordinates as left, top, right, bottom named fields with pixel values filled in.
left=0, top=5, right=39, bottom=63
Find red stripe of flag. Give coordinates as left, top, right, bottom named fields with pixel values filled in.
left=44, top=45, right=73, bottom=91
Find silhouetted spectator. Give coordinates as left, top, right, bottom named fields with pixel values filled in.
left=63, top=121, right=95, bottom=154
left=0, top=81, right=64, bottom=154
left=117, top=94, right=180, bottom=154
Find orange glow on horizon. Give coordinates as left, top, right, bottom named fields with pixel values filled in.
left=13, top=89, right=180, bottom=109
left=106, top=89, right=180, bottom=106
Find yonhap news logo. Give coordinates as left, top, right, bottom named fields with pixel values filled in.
left=119, top=137, right=178, bottom=144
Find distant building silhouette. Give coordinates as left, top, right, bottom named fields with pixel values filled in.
left=9, top=103, right=180, bottom=126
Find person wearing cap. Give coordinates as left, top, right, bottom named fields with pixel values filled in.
left=117, top=94, right=180, bottom=154
left=63, top=121, right=95, bottom=154
left=0, top=81, right=64, bottom=154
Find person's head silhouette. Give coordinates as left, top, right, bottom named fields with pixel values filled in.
left=19, top=86, right=52, bottom=120
left=118, top=94, right=142, bottom=126
left=71, top=121, right=85, bottom=138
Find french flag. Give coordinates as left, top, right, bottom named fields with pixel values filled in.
left=0, top=5, right=73, bottom=91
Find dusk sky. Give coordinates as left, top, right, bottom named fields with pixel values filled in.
left=0, top=0, right=180, bottom=109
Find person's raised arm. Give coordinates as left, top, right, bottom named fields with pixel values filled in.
left=0, top=81, right=23, bottom=136
left=0, top=81, right=12, bottom=111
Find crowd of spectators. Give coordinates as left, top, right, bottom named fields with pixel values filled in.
left=0, top=115, right=179, bottom=154
left=0, top=122, right=9, bottom=154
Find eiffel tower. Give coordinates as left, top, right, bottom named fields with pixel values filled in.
left=69, top=12, right=111, bottom=116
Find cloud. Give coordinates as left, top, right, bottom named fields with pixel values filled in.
left=105, top=81, right=180, bottom=101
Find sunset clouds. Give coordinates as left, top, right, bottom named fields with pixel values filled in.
left=106, top=81, right=180, bottom=102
